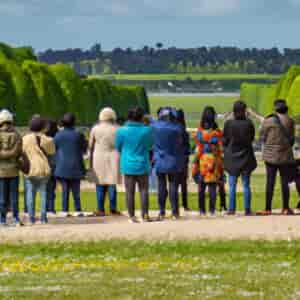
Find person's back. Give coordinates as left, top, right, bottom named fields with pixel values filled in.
left=152, top=119, right=184, bottom=174
left=55, top=127, right=87, bottom=179
left=116, top=121, right=153, bottom=175
left=261, top=113, right=295, bottom=165
left=259, top=99, right=295, bottom=215
left=223, top=118, right=256, bottom=176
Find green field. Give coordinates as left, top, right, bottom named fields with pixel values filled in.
left=94, top=73, right=280, bottom=81
left=1, top=240, right=300, bottom=299
left=149, top=96, right=236, bottom=128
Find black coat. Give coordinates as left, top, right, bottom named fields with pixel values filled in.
left=223, top=118, right=257, bottom=176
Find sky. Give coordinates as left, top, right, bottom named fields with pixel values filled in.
left=1, top=0, right=300, bottom=51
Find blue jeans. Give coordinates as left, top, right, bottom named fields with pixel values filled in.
left=46, top=177, right=56, bottom=213
left=0, top=177, right=20, bottom=224
left=157, top=173, right=180, bottom=216
left=59, top=179, right=81, bottom=212
left=229, top=175, right=251, bottom=212
left=96, top=185, right=117, bottom=212
left=25, top=177, right=49, bottom=223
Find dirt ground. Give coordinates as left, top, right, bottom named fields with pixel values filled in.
left=1, top=210, right=300, bottom=243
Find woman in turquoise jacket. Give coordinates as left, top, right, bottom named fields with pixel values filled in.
left=116, top=107, right=153, bottom=223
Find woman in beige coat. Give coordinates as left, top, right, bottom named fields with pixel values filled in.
left=89, top=108, right=121, bottom=216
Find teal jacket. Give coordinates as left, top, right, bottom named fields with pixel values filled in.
left=116, top=122, right=153, bottom=175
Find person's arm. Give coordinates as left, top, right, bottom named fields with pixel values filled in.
left=250, top=121, right=255, bottom=142
left=247, top=107, right=264, bottom=124
left=0, top=133, right=22, bottom=159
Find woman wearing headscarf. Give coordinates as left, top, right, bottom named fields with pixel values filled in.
left=89, top=107, right=121, bottom=216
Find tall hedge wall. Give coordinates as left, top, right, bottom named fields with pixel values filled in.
left=0, top=43, right=149, bottom=125
left=241, top=65, right=300, bottom=118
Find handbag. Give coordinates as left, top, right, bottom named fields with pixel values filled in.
left=18, top=152, right=30, bottom=175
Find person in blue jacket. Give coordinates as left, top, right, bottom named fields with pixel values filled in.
left=152, top=107, right=185, bottom=220
left=116, top=107, right=153, bottom=223
left=54, top=113, right=88, bottom=216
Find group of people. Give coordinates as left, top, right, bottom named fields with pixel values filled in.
left=0, top=98, right=299, bottom=225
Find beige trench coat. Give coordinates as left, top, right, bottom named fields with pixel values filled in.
left=89, top=122, right=120, bottom=185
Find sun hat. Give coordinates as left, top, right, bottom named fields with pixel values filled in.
left=0, top=109, right=13, bottom=125
left=99, top=107, right=117, bottom=122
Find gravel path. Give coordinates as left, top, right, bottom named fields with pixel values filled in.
left=1, top=211, right=300, bottom=243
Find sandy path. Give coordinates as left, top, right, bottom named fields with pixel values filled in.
left=1, top=211, right=300, bottom=243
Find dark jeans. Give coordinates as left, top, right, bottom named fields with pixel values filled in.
left=58, top=178, right=82, bottom=212
left=157, top=173, right=180, bottom=216
left=124, top=175, right=149, bottom=218
left=96, top=185, right=117, bottom=212
left=179, top=168, right=188, bottom=209
left=0, top=177, right=19, bottom=224
left=198, top=181, right=217, bottom=214
left=265, top=163, right=290, bottom=210
left=218, top=181, right=227, bottom=210
left=46, top=176, right=56, bottom=213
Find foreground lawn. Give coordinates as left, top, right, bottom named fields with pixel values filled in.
left=0, top=240, right=299, bottom=299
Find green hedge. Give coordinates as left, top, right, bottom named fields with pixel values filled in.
left=241, top=65, right=300, bottom=118
left=0, top=43, right=150, bottom=125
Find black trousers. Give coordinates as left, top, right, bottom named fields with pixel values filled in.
left=179, top=168, right=188, bottom=209
left=124, top=175, right=149, bottom=218
left=265, top=163, right=290, bottom=210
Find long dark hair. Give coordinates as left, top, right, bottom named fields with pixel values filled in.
left=176, top=109, right=186, bottom=129
left=201, top=106, right=218, bottom=130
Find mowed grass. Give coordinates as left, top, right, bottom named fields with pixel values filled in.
left=1, top=240, right=300, bottom=299
left=149, top=96, right=236, bottom=128
left=95, top=73, right=280, bottom=81
left=19, top=171, right=300, bottom=213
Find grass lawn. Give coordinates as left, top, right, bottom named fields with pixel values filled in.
left=20, top=171, right=300, bottom=213
left=0, top=240, right=300, bottom=299
left=94, top=73, right=280, bottom=81
left=149, top=96, right=236, bottom=128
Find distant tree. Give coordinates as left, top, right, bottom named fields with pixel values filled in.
left=156, top=43, right=163, bottom=49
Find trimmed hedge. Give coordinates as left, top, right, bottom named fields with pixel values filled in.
left=0, top=43, right=151, bottom=125
left=241, top=65, right=300, bottom=118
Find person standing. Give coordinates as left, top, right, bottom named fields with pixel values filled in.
left=0, top=110, right=22, bottom=226
left=193, top=106, right=223, bottom=216
left=89, top=107, right=121, bottom=217
left=176, top=109, right=191, bottom=211
left=23, top=116, right=55, bottom=224
left=45, top=119, right=58, bottom=214
left=152, top=107, right=185, bottom=220
left=116, top=107, right=153, bottom=223
left=223, top=101, right=257, bottom=215
left=54, top=113, right=88, bottom=216
left=259, top=99, right=295, bottom=215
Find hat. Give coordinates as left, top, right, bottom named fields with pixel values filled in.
left=99, top=107, right=117, bottom=122
left=0, top=109, right=13, bottom=125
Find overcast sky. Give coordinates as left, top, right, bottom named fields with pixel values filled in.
left=1, top=0, right=300, bottom=51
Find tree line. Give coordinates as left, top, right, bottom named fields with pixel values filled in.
left=0, top=43, right=149, bottom=125
left=38, top=43, right=300, bottom=75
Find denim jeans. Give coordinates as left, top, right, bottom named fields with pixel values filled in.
left=25, top=177, right=49, bottom=223
left=46, top=177, right=57, bottom=213
left=96, top=185, right=117, bottom=212
left=58, top=179, right=81, bottom=212
left=0, top=177, right=20, bottom=224
left=229, top=175, right=251, bottom=212
left=157, top=173, right=180, bottom=216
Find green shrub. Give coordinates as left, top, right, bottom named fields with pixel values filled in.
left=0, top=64, right=17, bottom=112
left=0, top=59, right=39, bottom=125
left=22, top=61, right=68, bottom=120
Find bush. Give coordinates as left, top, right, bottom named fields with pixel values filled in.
left=0, top=59, right=39, bottom=125
left=22, top=61, right=68, bottom=120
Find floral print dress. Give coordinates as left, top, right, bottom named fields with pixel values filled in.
left=192, top=127, right=224, bottom=184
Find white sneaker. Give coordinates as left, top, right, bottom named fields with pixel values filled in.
left=128, top=217, right=139, bottom=223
